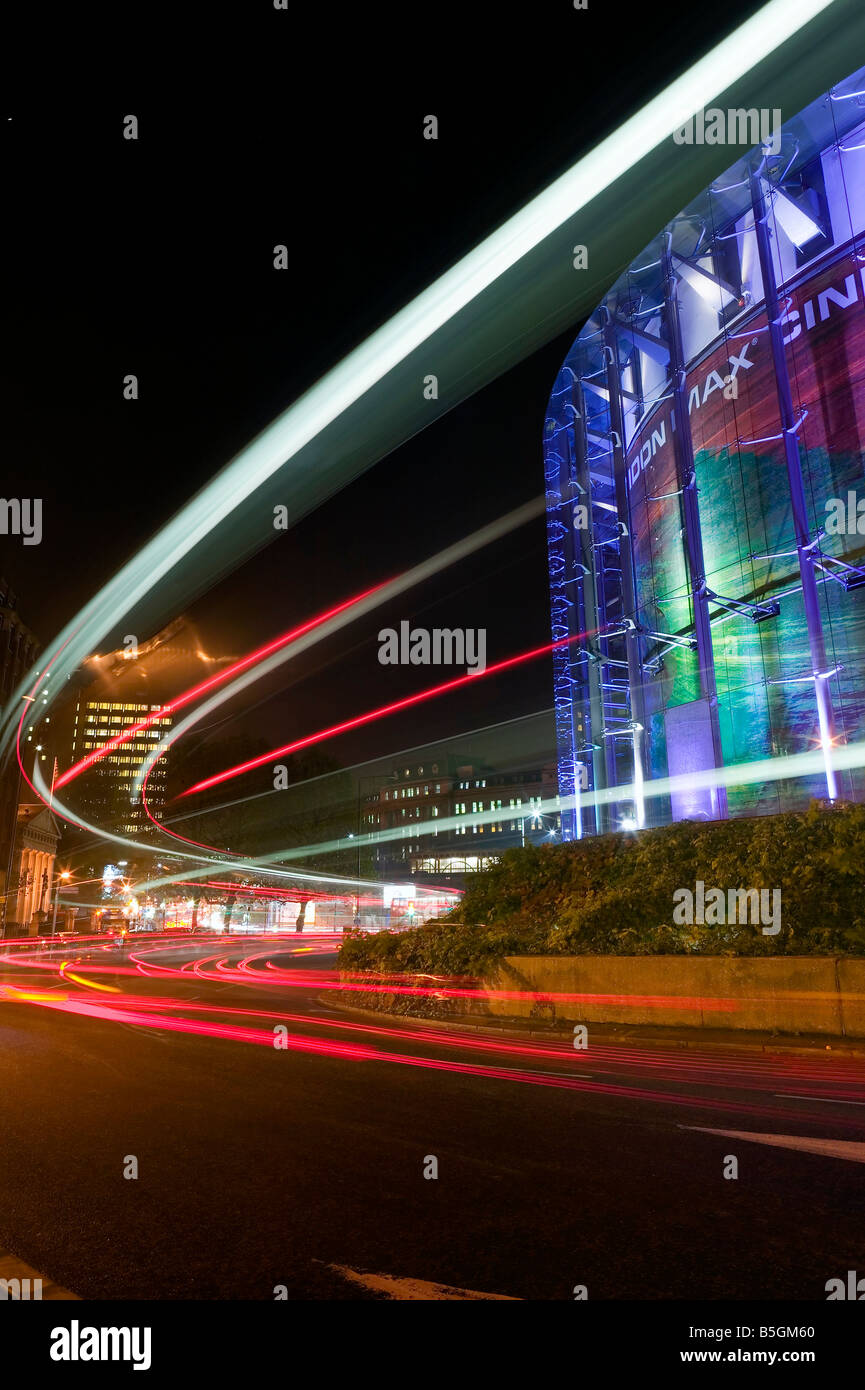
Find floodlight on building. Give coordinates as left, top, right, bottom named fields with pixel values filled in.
left=673, top=255, right=737, bottom=308
left=764, top=179, right=824, bottom=246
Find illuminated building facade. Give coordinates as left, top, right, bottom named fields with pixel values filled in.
left=35, top=619, right=231, bottom=841
left=362, top=757, right=561, bottom=878
left=0, top=580, right=41, bottom=932
left=69, top=696, right=173, bottom=835
left=545, top=67, right=865, bottom=837
left=10, top=803, right=61, bottom=935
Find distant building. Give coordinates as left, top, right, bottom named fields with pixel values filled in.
left=28, top=618, right=232, bottom=841
left=7, top=802, right=61, bottom=937
left=360, top=756, right=562, bottom=882
left=0, top=579, right=41, bottom=931
left=66, top=691, right=174, bottom=837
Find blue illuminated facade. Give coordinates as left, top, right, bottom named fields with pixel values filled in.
left=546, top=68, right=865, bottom=838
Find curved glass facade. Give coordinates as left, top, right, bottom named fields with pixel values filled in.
left=545, top=67, right=865, bottom=837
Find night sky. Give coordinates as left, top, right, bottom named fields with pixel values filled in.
left=1, top=0, right=763, bottom=775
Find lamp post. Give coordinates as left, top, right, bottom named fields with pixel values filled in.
left=51, top=870, right=71, bottom=936
left=1, top=712, right=25, bottom=937
left=520, top=808, right=545, bottom=847
left=347, top=832, right=360, bottom=930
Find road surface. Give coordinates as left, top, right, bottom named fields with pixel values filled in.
left=1, top=932, right=863, bottom=1300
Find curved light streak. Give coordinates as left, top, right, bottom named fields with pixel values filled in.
left=177, top=629, right=595, bottom=800
left=150, top=736, right=865, bottom=878
left=4, top=0, right=847, bottom=893
left=1, top=0, right=836, bottom=762
left=54, top=581, right=389, bottom=790
left=45, top=499, right=546, bottom=865
left=4, top=932, right=864, bottom=1130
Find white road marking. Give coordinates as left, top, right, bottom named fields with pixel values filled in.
left=328, top=1264, right=519, bottom=1300
left=681, top=1126, right=865, bottom=1163
left=775, top=1094, right=865, bottom=1106
left=0, top=1252, right=79, bottom=1300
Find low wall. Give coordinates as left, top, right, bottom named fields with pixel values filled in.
left=486, top=956, right=865, bottom=1037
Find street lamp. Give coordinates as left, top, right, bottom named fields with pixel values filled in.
left=518, top=809, right=545, bottom=847
left=51, top=870, right=71, bottom=937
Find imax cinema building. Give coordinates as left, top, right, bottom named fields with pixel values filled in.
left=545, top=66, right=865, bottom=838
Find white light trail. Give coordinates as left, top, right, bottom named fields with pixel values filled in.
left=1, top=0, right=833, bottom=754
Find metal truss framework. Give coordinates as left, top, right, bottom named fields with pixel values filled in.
left=544, top=75, right=865, bottom=837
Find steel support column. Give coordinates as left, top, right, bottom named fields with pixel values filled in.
left=603, top=318, right=648, bottom=828
left=571, top=377, right=607, bottom=834
left=661, top=235, right=728, bottom=819
left=748, top=168, right=838, bottom=800
left=594, top=542, right=622, bottom=808
left=554, top=402, right=582, bottom=842
left=546, top=384, right=586, bottom=842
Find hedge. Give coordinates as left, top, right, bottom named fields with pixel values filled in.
left=338, top=800, right=865, bottom=976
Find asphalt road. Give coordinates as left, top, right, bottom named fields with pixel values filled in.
left=1, top=933, right=864, bottom=1300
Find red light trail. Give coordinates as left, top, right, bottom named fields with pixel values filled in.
left=3, top=934, right=865, bottom=1129
left=180, top=629, right=595, bottom=799
left=54, top=581, right=387, bottom=791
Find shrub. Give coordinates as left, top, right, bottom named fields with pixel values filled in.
left=339, top=800, right=865, bottom=975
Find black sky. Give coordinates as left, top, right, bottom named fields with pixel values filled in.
left=1, top=0, right=764, bottom=774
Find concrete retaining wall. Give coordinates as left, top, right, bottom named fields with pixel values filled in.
left=486, top=956, right=865, bottom=1037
